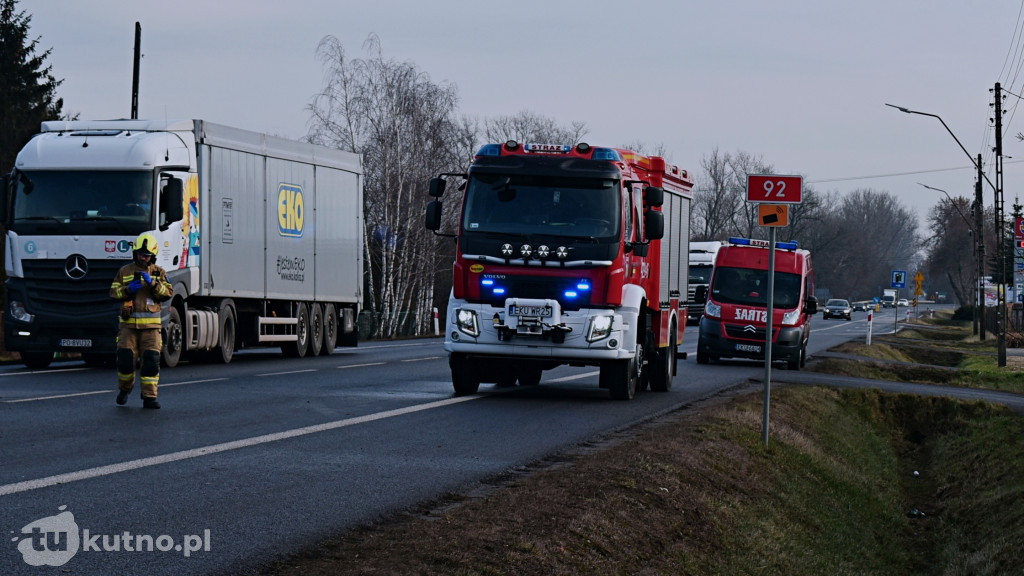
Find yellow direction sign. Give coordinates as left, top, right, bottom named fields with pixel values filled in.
left=757, top=204, right=789, bottom=227
left=914, top=270, right=924, bottom=296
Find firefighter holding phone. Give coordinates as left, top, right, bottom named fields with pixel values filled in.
left=109, top=232, right=173, bottom=409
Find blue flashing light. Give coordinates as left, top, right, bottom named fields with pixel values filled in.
left=576, top=282, right=591, bottom=291
left=476, top=143, right=502, bottom=157
left=776, top=240, right=799, bottom=250
left=591, top=147, right=622, bottom=161
left=493, top=288, right=506, bottom=295
left=481, top=279, right=494, bottom=286
left=728, top=237, right=751, bottom=246
left=564, top=291, right=578, bottom=299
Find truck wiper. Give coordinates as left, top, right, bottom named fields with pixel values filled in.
left=15, top=216, right=64, bottom=224
left=75, top=215, right=131, bottom=233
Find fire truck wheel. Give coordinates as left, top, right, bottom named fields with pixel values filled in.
left=450, top=353, right=480, bottom=396
left=518, top=365, right=542, bottom=386
left=604, top=345, right=641, bottom=400
left=649, top=330, right=676, bottom=393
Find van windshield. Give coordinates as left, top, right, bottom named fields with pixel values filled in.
left=711, top=266, right=802, bottom=309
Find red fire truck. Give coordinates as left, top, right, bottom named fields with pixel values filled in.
left=425, top=141, right=693, bottom=399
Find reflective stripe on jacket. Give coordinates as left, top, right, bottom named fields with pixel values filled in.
left=110, top=263, right=173, bottom=329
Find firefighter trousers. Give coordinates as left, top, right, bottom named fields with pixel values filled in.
left=116, top=326, right=162, bottom=399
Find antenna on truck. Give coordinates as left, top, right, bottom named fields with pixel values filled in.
left=131, top=22, right=141, bottom=119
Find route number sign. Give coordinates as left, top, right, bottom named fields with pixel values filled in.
left=747, top=174, right=803, bottom=204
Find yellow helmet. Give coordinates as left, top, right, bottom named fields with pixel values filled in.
left=133, top=232, right=158, bottom=257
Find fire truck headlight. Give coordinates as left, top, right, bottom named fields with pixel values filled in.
left=455, top=309, right=480, bottom=337
left=586, top=315, right=614, bottom=342
left=704, top=300, right=721, bottom=320
left=9, top=300, right=33, bottom=323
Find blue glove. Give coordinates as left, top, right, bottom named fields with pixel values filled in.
left=141, top=271, right=152, bottom=285
left=128, top=279, right=144, bottom=294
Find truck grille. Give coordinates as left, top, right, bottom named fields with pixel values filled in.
left=21, top=259, right=129, bottom=317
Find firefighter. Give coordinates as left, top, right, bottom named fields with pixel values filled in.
left=110, top=232, right=173, bottom=409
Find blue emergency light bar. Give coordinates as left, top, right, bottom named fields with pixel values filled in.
left=728, top=237, right=799, bottom=250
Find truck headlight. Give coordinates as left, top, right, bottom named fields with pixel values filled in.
left=9, top=300, right=33, bottom=323
left=455, top=308, right=479, bottom=337
left=704, top=300, right=721, bottom=319
left=586, top=315, right=614, bottom=342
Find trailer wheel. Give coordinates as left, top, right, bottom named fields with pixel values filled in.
left=450, top=353, right=480, bottom=396
left=22, top=351, right=54, bottom=370
left=649, top=325, right=676, bottom=392
left=309, top=303, right=324, bottom=357
left=162, top=305, right=184, bottom=368
left=215, top=304, right=236, bottom=364
left=604, top=344, right=641, bottom=400
left=282, top=303, right=310, bottom=358
left=321, top=304, right=338, bottom=355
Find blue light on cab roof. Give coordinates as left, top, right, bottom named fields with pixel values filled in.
left=590, top=148, right=621, bottom=161
left=476, top=143, right=502, bottom=156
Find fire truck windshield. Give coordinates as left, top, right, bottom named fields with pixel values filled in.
left=462, top=174, right=620, bottom=239
left=711, top=266, right=802, bottom=309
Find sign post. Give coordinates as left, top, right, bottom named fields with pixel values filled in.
left=747, top=174, right=802, bottom=447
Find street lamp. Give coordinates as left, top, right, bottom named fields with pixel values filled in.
left=918, top=183, right=984, bottom=337
left=888, top=103, right=1004, bottom=365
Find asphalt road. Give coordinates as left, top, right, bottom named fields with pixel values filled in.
left=0, top=306, right=922, bottom=575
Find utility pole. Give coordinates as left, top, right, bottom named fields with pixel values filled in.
left=994, top=82, right=1007, bottom=367
left=131, top=22, right=141, bottom=119
left=976, top=154, right=986, bottom=339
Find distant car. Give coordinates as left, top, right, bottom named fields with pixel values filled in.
left=823, top=299, right=852, bottom=321
left=852, top=301, right=867, bottom=311
left=897, top=298, right=910, bottom=307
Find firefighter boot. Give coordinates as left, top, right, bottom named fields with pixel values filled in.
left=143, top=397, right=161, bottom=409
left=116, top=390, right=129, bottom=405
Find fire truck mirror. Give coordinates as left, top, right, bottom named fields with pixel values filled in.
left=645, top=210, right=664, bottom=240
left=429, top=177, right=446, bottom=198
left=425, top=200, right=443, bottom=230
left=645, top=186, right=664, bottom=207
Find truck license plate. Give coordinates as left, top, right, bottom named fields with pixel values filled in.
left=735, top=343, right=761, bottom=353
left=508, top=304, right=552, bottom=318
left=59, top=339, right=92, bottom=348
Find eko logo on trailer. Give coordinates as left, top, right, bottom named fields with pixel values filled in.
left=278, top=183, right=304, bottom=237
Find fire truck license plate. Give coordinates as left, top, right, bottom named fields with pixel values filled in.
left=735, top=343, right=761, bottom=353
left=59, top=339, right=92, bottom=348
left=509, top=304, right=552, bottom=317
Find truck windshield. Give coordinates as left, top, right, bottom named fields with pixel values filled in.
left=689, top=266, right=713, bottom=284
left=711, top=266, right=802, bottom=309
left=11, top=170, right=153, bottom=233
left=462, top=174, right=620, bottom=239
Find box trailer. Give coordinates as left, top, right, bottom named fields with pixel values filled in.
left=2, top=119, right=363, bottom=369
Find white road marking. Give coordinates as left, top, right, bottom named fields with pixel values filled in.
left=3, top=378, right=229, bottom=403
left=0, top=394, right=481, bottom=497
left=337, top=362, right=385, bottom=369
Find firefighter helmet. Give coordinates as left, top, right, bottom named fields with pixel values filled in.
left=133, top=232, right=158, bottom=257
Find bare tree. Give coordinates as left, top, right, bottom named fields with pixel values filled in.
left=923, top=195, right=975, bottom=305
left=692, top=147, right=739, bottom=241
left=307, top=34, right=474, bottom=338
left=482, top=110, right=587, bottom=144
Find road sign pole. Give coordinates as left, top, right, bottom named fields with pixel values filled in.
left=762, top=227, right=776, bottom=447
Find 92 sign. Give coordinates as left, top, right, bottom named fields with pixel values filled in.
left=747, top=174, right=803, bottom=204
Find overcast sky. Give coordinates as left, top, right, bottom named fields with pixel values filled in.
left=22, top=0, right=1024, bottom=230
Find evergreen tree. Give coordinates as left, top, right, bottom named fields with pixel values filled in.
left=0, top=0, right=65, bottom=173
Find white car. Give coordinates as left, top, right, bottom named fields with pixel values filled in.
left=897, top=298, right=910, bottom=307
